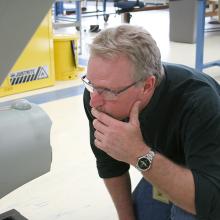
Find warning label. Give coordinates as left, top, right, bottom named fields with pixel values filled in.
left=9, top=66, right=49, bottom=85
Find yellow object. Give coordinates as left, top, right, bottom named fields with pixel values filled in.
left=53, top=34, right=84, bottom=81
left=153, top=186, right=169, bottom=204
left=0, top=11, right=55, bottom=97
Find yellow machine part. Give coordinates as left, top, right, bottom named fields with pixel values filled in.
left=54, top=34, right=84, bottom=81
left=0, top=11, right=55, bottom=97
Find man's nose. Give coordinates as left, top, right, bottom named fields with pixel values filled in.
left=90, top=91, right=105, bottom=108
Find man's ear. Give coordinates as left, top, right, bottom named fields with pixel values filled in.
left=142, top=76, right=156, bottom=95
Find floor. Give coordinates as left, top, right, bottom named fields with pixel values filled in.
left=0, top=3, right=220, bottom=220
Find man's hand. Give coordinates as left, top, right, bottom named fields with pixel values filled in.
left=91, top=101, right=148, bottom=165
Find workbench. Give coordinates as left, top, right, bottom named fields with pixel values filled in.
left=195, top=0, right=220, bottom=71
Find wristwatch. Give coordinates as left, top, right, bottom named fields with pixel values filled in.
left=136, top=150, right=155, bottom=172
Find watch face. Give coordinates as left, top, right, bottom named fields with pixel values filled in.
left=138, top=157, right=150, bottom=170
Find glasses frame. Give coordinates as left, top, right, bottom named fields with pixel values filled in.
left=81, top=75, right=143, bottom=100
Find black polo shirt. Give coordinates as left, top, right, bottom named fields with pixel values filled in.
left=83, top=63, right=220, bottom=220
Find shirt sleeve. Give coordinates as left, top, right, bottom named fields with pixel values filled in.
left=83, top=89, right=130, bottom=178
left=181, top=86, right=220, bottom=220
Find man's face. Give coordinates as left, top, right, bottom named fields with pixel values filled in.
left=86, top=55, right=144, bottom=120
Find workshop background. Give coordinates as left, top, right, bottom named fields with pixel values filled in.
left=0, top=0, right=219, bottom=219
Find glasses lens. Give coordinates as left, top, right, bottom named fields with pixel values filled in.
left=81, top=76, right=93, bottom=93
left=101, top=90, right=117, bottom=100
left=84, top=83, right=94, bottom=93
left=81, top=75, right=118, bottom=100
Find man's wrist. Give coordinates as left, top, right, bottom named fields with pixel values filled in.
left=135, top=149, right=155, bottom=172
left=131, top=144, right=150, bottom=166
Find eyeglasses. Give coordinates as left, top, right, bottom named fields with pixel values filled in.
left=81, top=75, right=143, bottom=100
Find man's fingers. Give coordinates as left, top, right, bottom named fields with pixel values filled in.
left=94, top=138, right=102, bottom=149
left=129, top=101, right=141, bottom=125
left=94, top=130, right=104, bottom=141
left=93, top=119, right=107, bottom=134
left=91, top=108, right=118, bottom=126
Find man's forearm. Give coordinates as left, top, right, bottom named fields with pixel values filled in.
left=137, top=151, right=196, bottom=214
left=104, top=172, right=136, bottom=220
left=91, top=104, right=196, bottom=215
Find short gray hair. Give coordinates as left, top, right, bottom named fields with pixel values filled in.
left=89, top=24, right=163, bottom=85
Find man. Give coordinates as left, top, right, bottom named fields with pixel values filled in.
left=82, top=24, right=220, bottom=220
